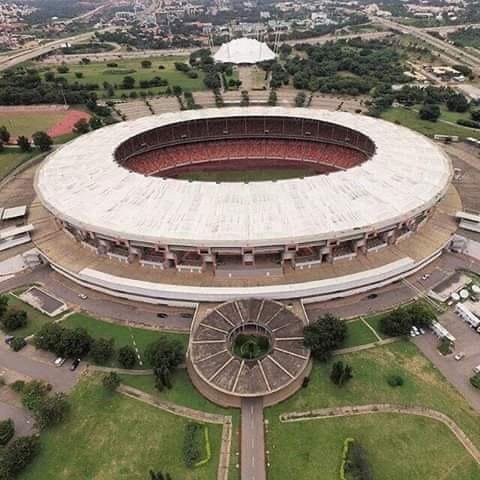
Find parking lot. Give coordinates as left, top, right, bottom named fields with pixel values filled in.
left=414, top=309, right=480, bottom=411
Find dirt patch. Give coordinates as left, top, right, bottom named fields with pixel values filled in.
left=47, top=110, right=90, bottom=138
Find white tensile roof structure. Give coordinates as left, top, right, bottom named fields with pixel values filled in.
left=213, top=38, right=276, bottom=64
left=35, top=107, right=452, bottom=248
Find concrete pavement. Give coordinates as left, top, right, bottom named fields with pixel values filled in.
left=0, top=402, right=35, bottom=437
left=241, top=397, right=266, bottom=480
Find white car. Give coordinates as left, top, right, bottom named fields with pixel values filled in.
left=419, top=327, right=425, bottom=335
left=54, top=357, right=65, bottom=367
left=78, top=293, right=88, bottom=300
left=421, top=273, right=430, bottom=281
left=410, top=329, right=417, bottom=337
left=454, top=352, right=465, bottom=361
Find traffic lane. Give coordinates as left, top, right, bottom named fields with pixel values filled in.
left=39, top=269, right=194, bottom=331
left=0, top=342, right=80, bottom=392
left=0, top=402, right=35, bottom=437
left=241, top=397, right=266, bottom=480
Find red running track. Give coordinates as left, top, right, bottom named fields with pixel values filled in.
left=47, top=110, right=91, bottom=138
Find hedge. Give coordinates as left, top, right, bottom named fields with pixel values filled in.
left=194, top=425, right=212, bottom=468
left=456, top=119, right=480, bottom=129
left=340, top=437, right=355, bottom=480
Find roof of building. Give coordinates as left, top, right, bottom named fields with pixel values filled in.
left=35, top=107, right=452, bottom=248
left=2, top=205, right=27, bottom=220
left=213, top=37, right=276, bottom=64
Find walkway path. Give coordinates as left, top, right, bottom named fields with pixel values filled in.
left=333, top=337, right=399, bottom=355
left=241, top=397, right=266, bottom=480
left=279, top=403, right=480, bottom=465
left=0, top=401, right=35, bottom=437
left=118, top=384, right=232, bottom=480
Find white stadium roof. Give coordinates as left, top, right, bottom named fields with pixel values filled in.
left=35, top=107, right=452, bottom=248
left=213, top=38, right=276, bottom=64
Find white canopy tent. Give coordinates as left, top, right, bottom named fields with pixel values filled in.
left=213, top=38, right=276, bottom=64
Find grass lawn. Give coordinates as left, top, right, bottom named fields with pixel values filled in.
left=0, top=149, right=36, bottom=180
left=61, top=313, right=189, bottom=368
left=363, top=312, right=390, bottom=340
left=343, top=319, right=378, bottom=348
left=177, top=168, right=317, bottom=182
left=18, top=374, right=222, bottom=480
left=4, top=294, right=58, bottom=338
left=268, top=413, right=479, bottom=480
left=381, top=107, right=480, bottom=140
left=0, top=111, right=66, bottom=138
left=266, top=341, right=480, bottom=478
left=47, top=55, right=206, bottom=97
left=120, top=370, right=240, bottom=480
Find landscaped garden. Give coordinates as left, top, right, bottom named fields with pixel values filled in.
left=17, top=374, right=223, bottom=480
left=265, top=341, right=480, bottom=479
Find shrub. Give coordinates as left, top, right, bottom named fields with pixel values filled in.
left=21, top=380, right=50, bottom=412
left=183, top=423, right=201, bottom=468
left=57, top=64, right=69, bottom=74
left=387, top=374, right=404, bottom=387
left=419, top=103, right=440, bottom=122
left=10, top=380, right=25, bottom=394
left=0, top=419, right=14, bottom=446
left=330, top=361, right=353, bottom=386
left=32, top=131, right=53, bottom=152
left=10, top=337, right=26, bottom=352
left=90, top=338, right=115, bottom=365
left=302, top=376, right=310, bottom=388
left=0, top=435, right=40, bottom=478
left=1, top=310, right=27, bottom=332
left=102, top=372, right=120, bottom=392
left=457, top=119, right=480, bottom=129
left=34, top=393, right=70, bottom=429
left=303, top=313, right=347, bottom=361
left=118, top=345, right=137, bottom=369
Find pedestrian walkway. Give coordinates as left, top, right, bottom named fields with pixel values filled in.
left=241, top=397, right=266, bottom=480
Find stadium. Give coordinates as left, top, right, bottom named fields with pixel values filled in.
left=32, top=106, right=459, bottom=305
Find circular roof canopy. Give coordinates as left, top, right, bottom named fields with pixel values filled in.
left=35, top=107, right=452, bottom=248
left=213, top=37, right=276, bottom=64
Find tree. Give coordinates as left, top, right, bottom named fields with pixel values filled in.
left=330, top=361, right=353, bottom=386
left=44, top=71, right=55, bottom=82
left=118, top=345, right=137, bottom=369
left=122, top=76, right=135, bottom=89
left=1, top=310, right=27, bottom=332
left=419, top=103, right=440, bottom=122
left=267, top=89, right=277, bottom=106
left=471, top=109, right=480, bottom=122
left=240, top=90, right=249, bottom=107
left=303, top=313, right=347, bottom=361
left=34, top=323, right=64, bottom=354
left=0, top=295, right=8, bottom=321
left=172, top=85, right=183, bottom=96
left=0, top=126, right=10, bottom=144
left=294, top=91, right=306, bottom=107
left=0, top=419, right=14, bottom=446
left=141, top=59, right=153, bottom=69
left=145, top=337, right=183, bottom=390
left=58, top=327, right=92, bottom=358
left=90, top=338, right=114, bottom=365
left=57, top=64, right=69, bottom=74
left=21, top=380, right=50, bottom=412
left=17, top=136, right=31, bottom=152
left=379, top=308, right=411, bottom=337
left=73, top=118, right=90, bottom=134
left=102, top=372, right=120, bottom=392
left=0, top=435, right=40, bottom=478
left=32, top=131, right=53, bottom=152
left=89, top=116, right=103, bottom=130
left=446, top=93, right=469, bottom=113
left=34, top=393, right=70, bottom=428
left=10, top=337, right=26, bottom=352
left=471, top=373, right=480, bottom=389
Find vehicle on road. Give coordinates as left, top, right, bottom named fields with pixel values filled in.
left=78, top=293, right=88, bottom=300
left=367, top=293, right=378, bottom=300
left=454, top=352, right=465, bottom=361
left=181, top=313, right=193, bottom=319
left=473, top=364, right=480, bottom=374
left=4, top=335, right=14, bottom=345
left=54, top=357, right=66, bottom=367
left=421, top=273, right=430, bottom=281
left=157, top=313, right=168, bottom=318
left=70, top=358, right=81, bottom=371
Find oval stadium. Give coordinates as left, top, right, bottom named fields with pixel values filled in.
left=32, top=106, right=459, bottom=305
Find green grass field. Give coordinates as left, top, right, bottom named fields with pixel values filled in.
left=4, top=294, right=59, bottom=338
left=268, top=414, right=479, bottom=480
left=47, top=56, right=206, bottom=97
left=265, top=341, right=480, bottom=479
left=0, top=111, right=66, bottom=138
left=343, top=319, right=378, bottom=348
left=381, top=107, right=480, bottom=140
left=18, top=375, right=222, bottom=480
left=0, top=149, right=36, bottom=180
left=61, top=313, right=189, bottom=368
left=176, top=168, right=317, bottom=182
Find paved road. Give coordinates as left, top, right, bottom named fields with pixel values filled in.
left=0, top=266, right=195, bottom=332
left=241, top=397, right=266, bottom=480
left=0, top=342, right=80, bottom=392
left=0, top=402, right=35, bottom=437
left=306, top=252, right=480, bottom=320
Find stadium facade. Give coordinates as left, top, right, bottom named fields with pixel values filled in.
left=33, top=107, right=457, bottom=304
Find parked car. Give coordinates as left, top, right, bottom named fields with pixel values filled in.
left=70, top=358, right=81, bottom=371
left=54, top=357, right=66, bottom=367
left=181, top=313, right=193, bottom=319
left=421, top=273, right=430, bottom=281
left=4, top=335, right=14, bottom=345
left=367, top=293, right=378, bottom=300
left=157, top=312, right=168, bottom=318
left=78, top=293, right=88, bottom=300
left=454, top=352, right=465, bottom=361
